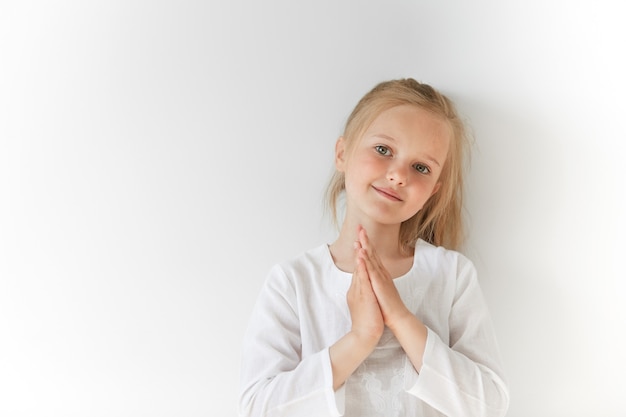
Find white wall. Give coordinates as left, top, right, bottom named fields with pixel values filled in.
left=1, top=1, right=624, bottom=416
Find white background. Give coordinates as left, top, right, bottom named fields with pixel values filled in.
left=1, top=1, right=625, bottom=416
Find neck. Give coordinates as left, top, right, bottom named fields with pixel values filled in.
left=332, top=215, right=404, bottom=261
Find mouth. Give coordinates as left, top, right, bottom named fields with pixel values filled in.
left=372, top=186, right=402, bottom=202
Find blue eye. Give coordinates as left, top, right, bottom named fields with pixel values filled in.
left=413, top=164, right=430, bottom=174
left=375, top=145, right=391, bottom=156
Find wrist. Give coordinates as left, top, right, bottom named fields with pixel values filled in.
left=386, top=308, right=417, bottom=333
left=349, top=328, right=381, bottom=350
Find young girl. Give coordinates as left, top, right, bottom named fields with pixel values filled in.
left=238, top=78, right=509, bottom=417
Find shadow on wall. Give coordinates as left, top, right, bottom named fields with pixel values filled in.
left=454, top=96, right=578, bottom=411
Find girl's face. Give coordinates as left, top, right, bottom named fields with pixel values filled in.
left=335, top=104, right=450, bottom=227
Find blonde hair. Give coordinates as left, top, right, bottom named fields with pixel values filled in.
left=326, top=78, right=470, bottom=252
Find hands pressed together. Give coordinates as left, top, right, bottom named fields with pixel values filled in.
left=347, top=225, right=413, bottom=346
left=330, top=225, right=427, bottom=389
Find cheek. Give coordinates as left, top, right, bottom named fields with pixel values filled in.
left=346, top=154, right=383, bottom=179
left=409, top=179, right=438, bottom=204
left=359, top=154, right=387, bottom=173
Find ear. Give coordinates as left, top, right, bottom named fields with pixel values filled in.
left=334, top=136, right=347, bottom=172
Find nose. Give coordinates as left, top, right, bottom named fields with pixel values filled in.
left=387, top=162, right=408, bottom=186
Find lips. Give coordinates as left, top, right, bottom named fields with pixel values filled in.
left=372, top=186, right=402, bottom=201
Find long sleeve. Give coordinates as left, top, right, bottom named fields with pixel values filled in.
left=403, top=257, right=510, bottom=417
left=239, top=243, right=509, bottom=417
left=238, top=264, right=344, bottom=417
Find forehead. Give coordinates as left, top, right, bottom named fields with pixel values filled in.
left=362, top=105, right=451, bottom=148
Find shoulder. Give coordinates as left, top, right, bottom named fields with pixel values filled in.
left=414, top=239, right=475, bottom=276
left=412, top=240, right=482, bottom=303
left=264, top=244, right=336, bottom=290
left=273, top=244, right=330, bottom=274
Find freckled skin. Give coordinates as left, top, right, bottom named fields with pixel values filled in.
left=336, top=104, right=451, bottom=227
left=328, top=104, right=452, bottom=391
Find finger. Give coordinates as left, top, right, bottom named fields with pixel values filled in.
left=359, top=249, right=381, bottom=281
left=369, top=248, right=386, bottom=275
left=355, top=232, right=380, bottom=271
left=357, top=226, right=369, bottom=251
left=357, top=228, right=382, bottom=267
left=349, top=249, right=363, bottom=288
left=355, top=253, right=370, bottom=284
left=350, top=253, right=368, bottom=293
left=359, top=233, right=388, bottom=276
left=353, top=239, right=362, bottom=255
left=356, top=228, right=375, bottom=268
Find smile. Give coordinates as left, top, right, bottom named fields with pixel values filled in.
left=372, top=186, right=402, bottom=202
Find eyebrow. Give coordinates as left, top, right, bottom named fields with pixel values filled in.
left=372, top=133, right=442, bottom=167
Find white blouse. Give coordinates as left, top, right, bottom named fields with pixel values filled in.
left=238, top=240, right=509, bottom=417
